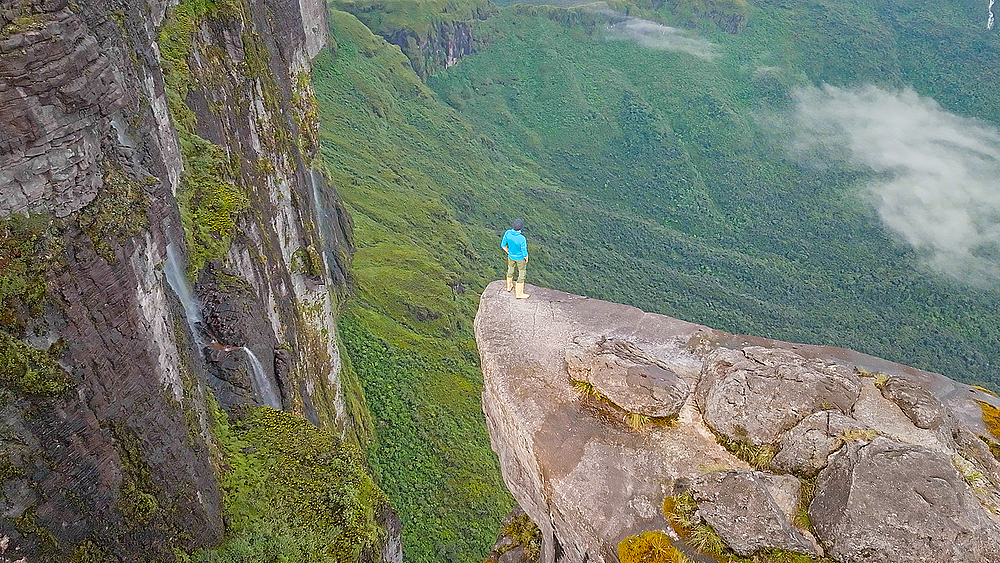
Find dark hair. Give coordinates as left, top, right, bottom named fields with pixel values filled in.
left=512, top=219, right=523, bottom=231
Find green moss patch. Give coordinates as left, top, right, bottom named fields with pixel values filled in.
left=158, top=0, right=244, bottom=131
left=78, top=161, right=150, bottom=263
left=110, top=424, right=162, bottom=527
left=193, top=401, right=388, bottom=562
left=176, top=133, right=249, bottom=276
left=0, top=331, right=71, bottom=396
left=0, top=214, right=58, bottom=335
left=490, top=513, right=541, bottom=562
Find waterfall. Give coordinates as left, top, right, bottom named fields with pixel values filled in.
left=309, top=167, right=332, bottom=273
left=241, top=347, right=282, bottom=409
left=110, top=118, right=136, bottom=149
left=990, top=0, right=995, bottom=30
left=164, top=242, right=204, bottom=349
left=110, top=117, right=141, bottom=172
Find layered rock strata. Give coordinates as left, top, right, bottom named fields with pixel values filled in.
left=0, top=0, right=394, bottom=559
left=476, top=281, right=1000, bottom=563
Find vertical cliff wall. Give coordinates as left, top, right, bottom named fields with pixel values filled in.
left=0, top=0, right=378, bottom=559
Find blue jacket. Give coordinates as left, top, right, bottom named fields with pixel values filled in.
left=501, top=229, right=528, bottom=261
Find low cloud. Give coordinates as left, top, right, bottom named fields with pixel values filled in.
left=783, top=84, right=1000, bottom=285
left=598, top=10, right=719, bottom=60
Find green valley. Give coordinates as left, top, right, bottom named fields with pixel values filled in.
left=314, top=1, right=1000, bottom=561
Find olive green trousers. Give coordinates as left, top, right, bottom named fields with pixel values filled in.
left=506, top=258, right=527, bottom=282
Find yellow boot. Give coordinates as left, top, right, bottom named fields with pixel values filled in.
left=515, top=282, right=529, bottom=299
left=506, top=277, right=513, bottom=292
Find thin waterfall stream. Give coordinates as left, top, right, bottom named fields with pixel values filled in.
left=310, top=167, right=332, bottom=273
left=241, top=347, right=282, bottom=409
left=164, top=241, right=204, bottom=350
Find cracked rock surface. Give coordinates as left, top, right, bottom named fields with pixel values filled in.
left=695, top=346, right=861, bottom=446
left=810, top=437, right=1000, bottom=563
left=476, top=281, right=1000, bottom=563
left=690, top=470, right=820, bottom=557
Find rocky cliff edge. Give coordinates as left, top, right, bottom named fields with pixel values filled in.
left=475, top=280, right=1000, bottom=563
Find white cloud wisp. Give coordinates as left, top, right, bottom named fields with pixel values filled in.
left=602, top=14, right=719, bottom=60
left=785, top=85, right=1000, bottom=285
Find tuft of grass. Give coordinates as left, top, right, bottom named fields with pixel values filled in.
left=794, top=477, right=817, bottom=532
left=626, top=412, right=652, bottom=431
left=618, top=530, right=691, bottom=563
left=663, top=491, right=699, bottom=536
left=570, top=378, right=674, bottom=431
left=873, top=373, right=890, bottom=389
left=709, top=428, right=777, bottom=470
left=571, top=378, right=598, bottom=397
left=856, top=368, right=890, bottom=389
left=688, top=524, right=725, bottom=554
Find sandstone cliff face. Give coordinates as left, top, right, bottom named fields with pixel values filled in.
left=0, top=0, right=385, bottom=559
left=476, top=281, right=1000, bottom=563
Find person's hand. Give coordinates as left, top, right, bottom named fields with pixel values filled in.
left=524, top=256, right=528, bottom=262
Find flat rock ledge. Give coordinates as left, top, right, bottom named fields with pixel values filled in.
left=475, top=281, right=1000, bottom=563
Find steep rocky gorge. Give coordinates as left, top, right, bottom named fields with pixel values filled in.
left=0, top=0, right=396, bottom=560
left=476, top=280, right=1000, bottom=563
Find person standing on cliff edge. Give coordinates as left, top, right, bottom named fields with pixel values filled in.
left=501, top=219, right=530, bottom=299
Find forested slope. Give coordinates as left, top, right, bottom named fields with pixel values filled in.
left=316, top=1, right=1000, bottom=561
left=428, top=0, right=1000, bottom=389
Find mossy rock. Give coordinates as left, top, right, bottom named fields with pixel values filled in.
left=176, top=132, right=249, bottom=276
left=77, top=160, right=150, bottom=263
left=0, top=213, right=59, bottom=335
left=0, top=331, right=71, bottom=396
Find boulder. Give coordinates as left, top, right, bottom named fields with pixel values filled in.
left=771, top=410, right=871, bottom=477
left=565, top=337, right=689, bottom=418
left=809, top=436, right=1000, bottom=562
left=691, top=470, right=820, bottom=557
left=696, top=346, right=861, bottom=446
left=880, top=375, right=944, bottom=430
